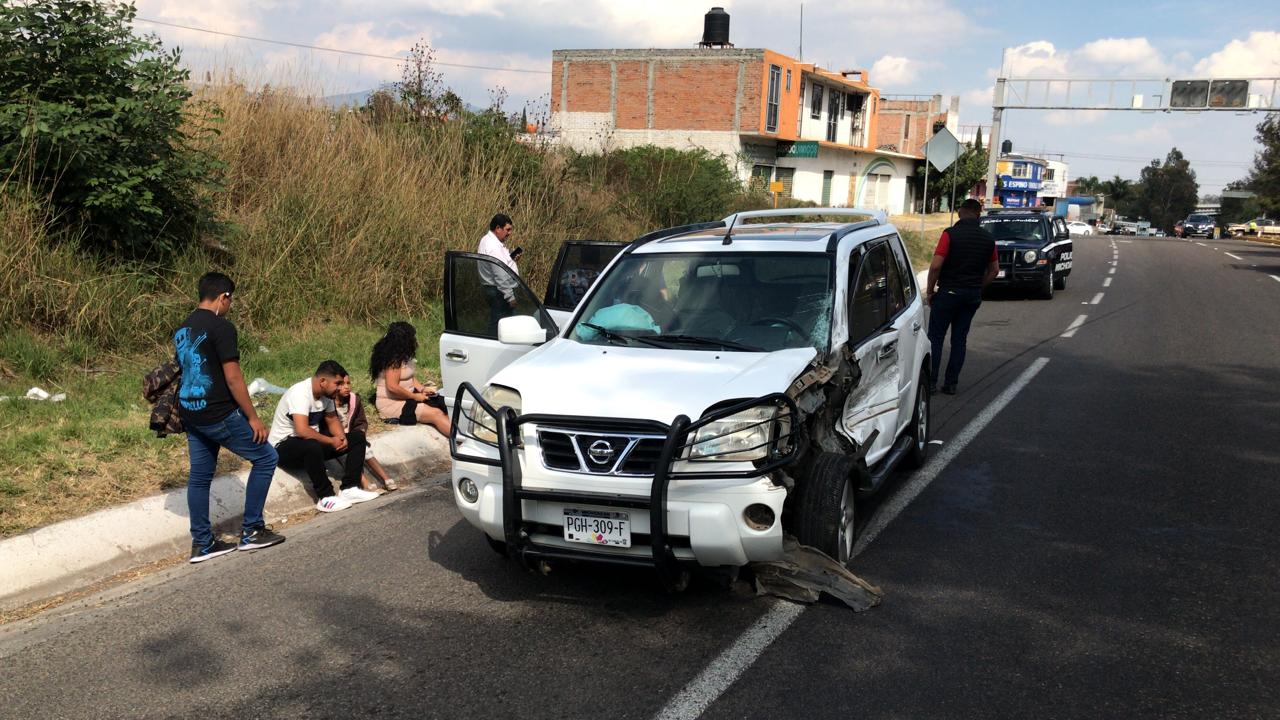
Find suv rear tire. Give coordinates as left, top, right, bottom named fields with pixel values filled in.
left=793, top=452, right=859, bottom=565
left=1053, top=271, right=1066, bottom=291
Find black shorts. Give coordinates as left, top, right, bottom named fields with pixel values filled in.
left=397, top=400, right=419, bottom=426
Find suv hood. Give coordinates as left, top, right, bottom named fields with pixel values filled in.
left=490, top=339, right=818, bottom=424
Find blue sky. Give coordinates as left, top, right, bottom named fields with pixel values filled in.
left=133, top=0, right=1280, bottom=194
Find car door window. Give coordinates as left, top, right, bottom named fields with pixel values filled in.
left=849, top=242, right=890, bottom=346
left=445, top=253, right=556, bottom=338
left=886, top=234, right=915, bottom=308
left=544, top=241, right=625, bottom=311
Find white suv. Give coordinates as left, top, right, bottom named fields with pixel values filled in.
left=439, top=208, right=931, bottom=584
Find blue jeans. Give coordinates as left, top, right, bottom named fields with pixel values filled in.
left=186, top=409, right=279, bottom=546
left=928, top=286, right=983, bottom=387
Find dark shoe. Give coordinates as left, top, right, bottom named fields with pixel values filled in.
left=941, top=384, right=957, bottom=395
left=190, top=538, right=237, bottom=563
left=927, top=384, right=938, bottom=395
left=239, top=524, right=286, bottom=551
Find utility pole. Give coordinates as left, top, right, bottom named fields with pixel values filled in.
left=984, top=49, right=1009, bottom=207
left=798, top=3, right=804, bottom=61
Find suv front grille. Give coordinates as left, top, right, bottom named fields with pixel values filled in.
left=537, top=429, right=667, bottom=476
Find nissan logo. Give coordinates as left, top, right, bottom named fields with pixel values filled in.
left=587, top=440, right=616, bottom=465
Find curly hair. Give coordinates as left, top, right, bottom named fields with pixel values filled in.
left=369, top=321, right=418, bottom=380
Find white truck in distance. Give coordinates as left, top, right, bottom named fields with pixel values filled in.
left=439, top=208, right=932, bottom=586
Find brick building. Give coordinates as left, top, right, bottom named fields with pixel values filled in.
left=550, top=47, right=919, bottom=214
left=875, top=94, right=960, bottom=157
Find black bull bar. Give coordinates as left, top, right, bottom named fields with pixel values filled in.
left=447, top=382, right=801, bottom=581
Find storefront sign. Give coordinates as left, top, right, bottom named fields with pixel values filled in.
left=776, top=141, right=819, bottom=158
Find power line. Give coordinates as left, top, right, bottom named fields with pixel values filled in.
left=134, top=17, right=552, bottom=75
left=1037, top=149, right=1251, bottom=168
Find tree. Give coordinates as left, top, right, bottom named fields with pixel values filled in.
left=396, top=40, right=461, bottom=122
left=0, top=0, right=223, bottom=255
left=1131, top=148, right=1199, bottom=230
left=1074, top=175, right=1103, bottom=196
left=973, top=127, right=983, bottom=153
left=1244, top=113, right=1280, bottom=215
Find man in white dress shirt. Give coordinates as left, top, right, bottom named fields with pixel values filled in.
left=477, top=213, right=520, bottom=334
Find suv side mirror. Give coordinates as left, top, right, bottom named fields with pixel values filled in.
left=498, top=315, right=547, bottom=345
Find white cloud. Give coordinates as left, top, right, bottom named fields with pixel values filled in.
left=1107, top=125, right=1174, bottom=145
left=870, top=55, right=920, bottom=87
left=961, top=86, right=993, bottom=111
left=1075, top=38, right=1171, bottom=75
left=1194, top=31, right=1280, bottom=76
left=1044, top=110, right=1104, bottom=127
left=999, top=37, right=1171, bottom=79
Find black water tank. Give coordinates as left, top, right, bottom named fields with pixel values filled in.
left=1001, top=139, right=1013, bottom=154
left=702, top=7, right=730, bottom=46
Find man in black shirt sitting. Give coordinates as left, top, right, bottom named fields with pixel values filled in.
left=924, top=199, right=999, bottom=395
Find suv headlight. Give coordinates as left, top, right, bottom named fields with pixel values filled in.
left=1022, top=249, right=1038, bottom=264
left=688, top=406, right=777, bottom=462
left=467, top=385, right=521, bottom=444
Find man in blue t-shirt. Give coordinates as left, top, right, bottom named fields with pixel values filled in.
left=174, top=272, right=284, bottom=563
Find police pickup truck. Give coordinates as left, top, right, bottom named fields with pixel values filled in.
left=980, top=209, right=1073, bottom=299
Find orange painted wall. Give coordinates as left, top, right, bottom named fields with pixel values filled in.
left=759, top=50, right=804, bottom=139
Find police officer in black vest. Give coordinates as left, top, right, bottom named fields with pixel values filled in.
left=924, top=199, right=998, bottom=395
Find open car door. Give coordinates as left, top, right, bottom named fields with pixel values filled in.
left=439, top=252, right=557, bottom=411
left=542, top=241, right=625, bottom=326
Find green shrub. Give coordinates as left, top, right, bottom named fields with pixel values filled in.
left=570, top=145, right=744, bottom=227
left=0, top=0, right=223, bottom=256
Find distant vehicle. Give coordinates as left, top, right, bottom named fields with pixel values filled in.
left=1228, top=217, right=1280, bottom=238
left=1173, top=220, right=1185, bottom=237
left=1066, top=221, right=1094, bottom=236
left=1109, top=218, right=1149, bottom=236
left=1181, top=214, right=1216, bottom=238
left=981, top=209, right=1073, bottom=299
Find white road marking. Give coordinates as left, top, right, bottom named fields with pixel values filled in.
left=653, top=358, right=1053, bottom=720
left=1109, top=268, right=1116, bottom=275
left=1118, top=240, right=1133, bottom=243
left=1103, top=277, right=1113, bottom=287
left=853, top=357, right=1052, bottom=555
left=1061, top=314, right=1088, bottom=338
left=652, top=602, right=806, bottom=720
left=1195, top=242, right=1206, bottom=247
left=1225, top=252, right=1243, bottom=260
left=1271, top=275, right=1280, bottom=284
left=1090, top=292, right=1105, bottom=305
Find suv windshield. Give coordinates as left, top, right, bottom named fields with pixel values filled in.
left=979, top=216, right=1045, bottom=241
left=568, top=252, right=832, bottom=353
left=1187, top=215, right=1211, bottom=223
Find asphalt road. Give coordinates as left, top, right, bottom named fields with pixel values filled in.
left=3, top=234, right=1279, bottom=719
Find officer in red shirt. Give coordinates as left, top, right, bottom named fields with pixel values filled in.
left=924, top=199, right=999, bottom=395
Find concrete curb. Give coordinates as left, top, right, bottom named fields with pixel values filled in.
left=0, top=427, right=451, bottom=612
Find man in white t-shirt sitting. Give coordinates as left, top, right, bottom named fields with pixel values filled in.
left=268, top=360, right=379, bottom=512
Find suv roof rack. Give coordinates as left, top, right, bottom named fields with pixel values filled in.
left=984, top=207, right=1049, bottom=214
left=626, top=219, right=727, bottom=252
left=720, top=206, right=888, bottom=228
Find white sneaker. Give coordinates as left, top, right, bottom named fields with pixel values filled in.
left=316, top=495, right=352, bottom=513
left=339, top=487, right=380, bottom=504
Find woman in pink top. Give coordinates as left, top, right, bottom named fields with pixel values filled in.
left=369, top=321, right=451, bottom=437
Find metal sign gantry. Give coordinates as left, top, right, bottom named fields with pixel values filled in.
left=983, top=70, right=1280, bottom=205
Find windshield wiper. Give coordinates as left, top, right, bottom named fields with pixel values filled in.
left=650, top=334, right=763, bottom=352
left=577, top=322, right=667, bottom=348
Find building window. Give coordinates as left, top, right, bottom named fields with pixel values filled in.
left=750, top=164, right=773, bottom=192
left=810, top=83, right=824, bottom=119
left=774, top=166, right=795, bottom=198
left=1012, top=164, right=1029, bottom=178
left=785, top=69, right=792, bottom=92
left=766, top=65, right=781, bottom=133
left=826, top=92, right=840, bottom=142
left=1044, top=168, right=1055, bottom=180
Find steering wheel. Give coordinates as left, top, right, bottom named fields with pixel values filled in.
left=750, top=316, right=807, bottom=335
